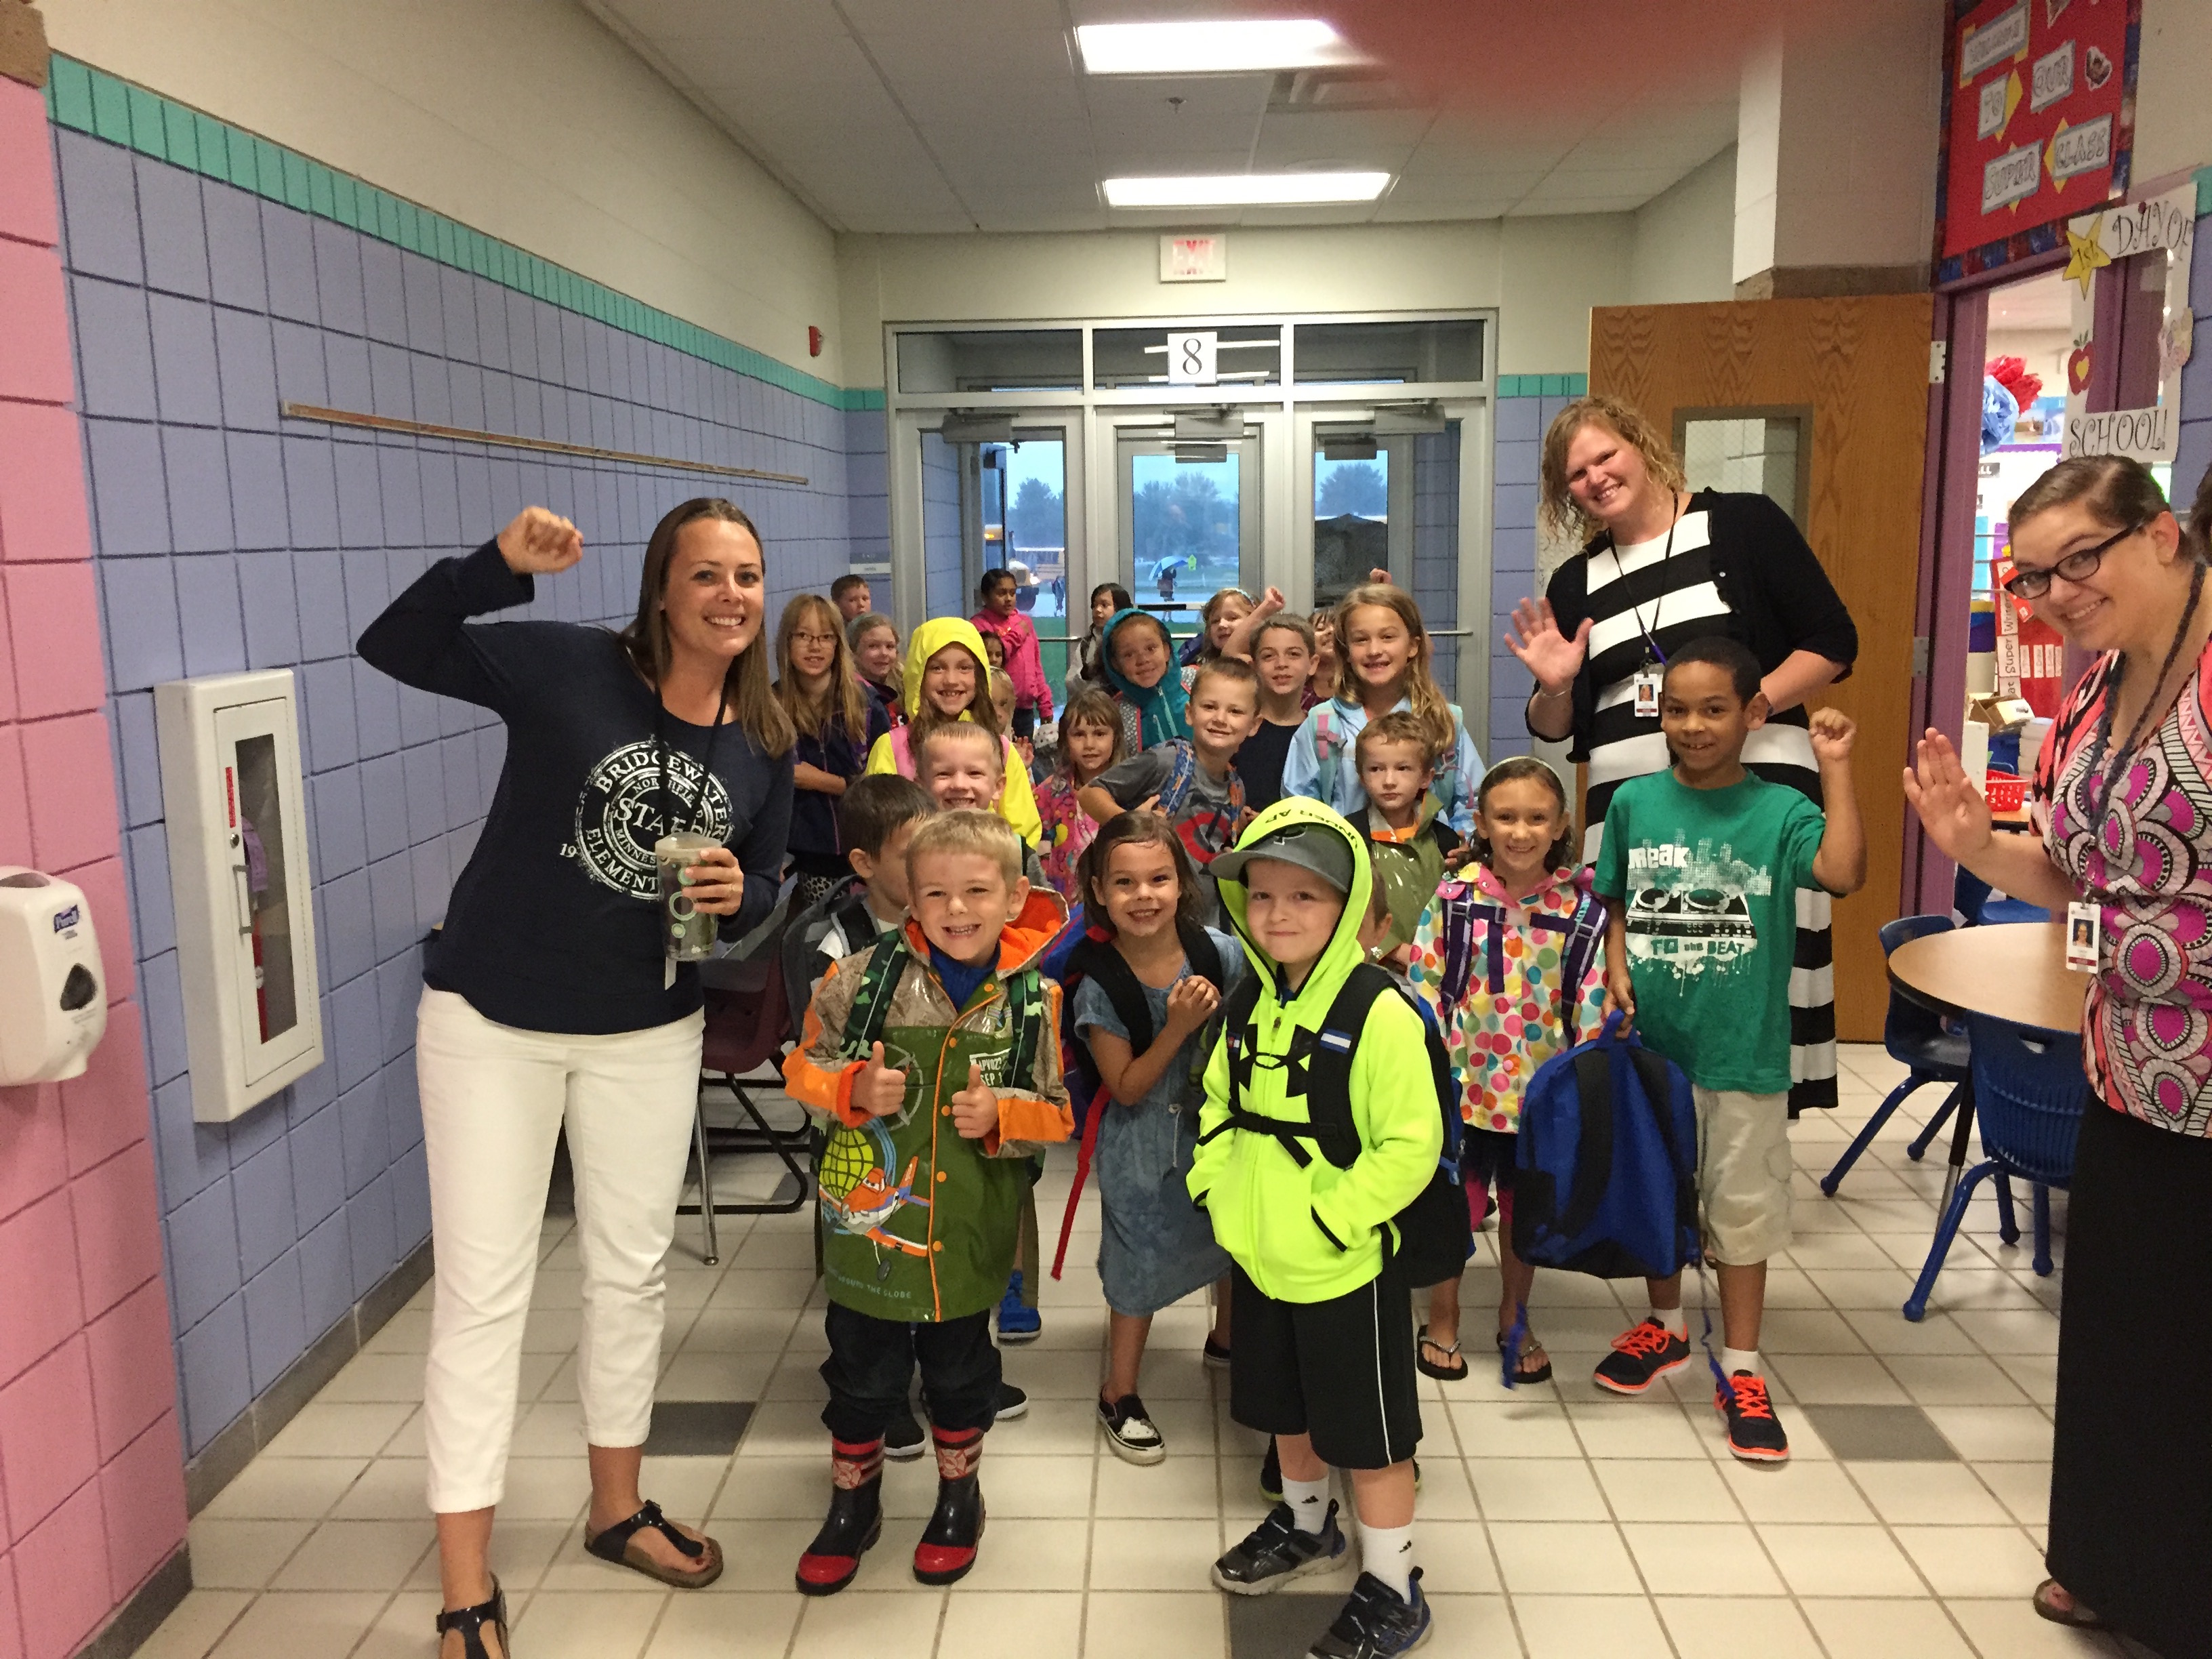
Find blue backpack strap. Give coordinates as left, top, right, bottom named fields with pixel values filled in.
left=1155, top=741, right=1196, bottom=819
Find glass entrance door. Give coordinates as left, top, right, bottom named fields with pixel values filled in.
left=1115, top=425, right=1262, bottom=649
left=916, top=422, right=1072, bottom=678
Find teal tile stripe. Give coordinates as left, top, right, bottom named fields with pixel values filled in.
left=1496, top=373, right=1588, bottom=398
left=43, top=55, right=886, bottom=415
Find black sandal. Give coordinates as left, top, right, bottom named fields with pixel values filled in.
left=2032, top=1578, right=2108, bottom=1629
left=1416, top=1324, right=1469, bottom=1382
left=1498, top=1330, right=1554, bottom=1385
left=583, top=1500, right=725, bottom=1589
left=435, top=1578, right=508, bottom=1659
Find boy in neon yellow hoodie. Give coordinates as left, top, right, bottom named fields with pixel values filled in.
left=1189, top=798, right=1441, bottom=1658
left=864, top=616, right=1042, bottom=847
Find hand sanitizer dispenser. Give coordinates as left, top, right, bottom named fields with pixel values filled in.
left=157, top=670, right=324, bottom=1122
left=0, top=868, right=107, bottom=1084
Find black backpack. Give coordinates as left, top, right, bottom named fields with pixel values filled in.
left=1048, top=918, right=1228, bottom=1277
left=1204, top=962, right=1471, bottom=1288
left=780, top=876, right=881, bottom=1033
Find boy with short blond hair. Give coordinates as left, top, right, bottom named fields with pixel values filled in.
left=783, top=809, right=1073, bottom=1594
left=1356, top=712, right=1462, bottom=958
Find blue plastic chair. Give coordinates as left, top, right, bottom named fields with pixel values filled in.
left=1820, top=916, right=1971, bottom=1195
left=1902, top=1012, right=2087, bottom=1321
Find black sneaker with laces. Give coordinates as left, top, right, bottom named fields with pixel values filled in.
left=1097, top=1393, right=1166, bottom=1464
left=1715, top=1369, right=1790, bottom=1463
left=1592, top=1316, right=1692, bottom=1395
left=1309, top=1568, right=1431, bottom=1658
left=883, top=1408, right=926, bottom=1462
left=1258, top=1437, right=1282, bottom=1502
left=1212, top=1499, right=1347, bottom=1595
left=994, top=1381, right=1028, bottom=1422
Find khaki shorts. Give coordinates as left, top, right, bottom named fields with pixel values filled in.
left=1693, top=1087, right=1793, bottom=1266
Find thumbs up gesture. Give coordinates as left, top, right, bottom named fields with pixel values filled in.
left=950, top=1059, right=1001, bottom=1141
left=851, top=1042, right=908, bottom=1119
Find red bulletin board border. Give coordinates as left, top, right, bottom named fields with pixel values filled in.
left=1935, top=0, right=2139, bottom=285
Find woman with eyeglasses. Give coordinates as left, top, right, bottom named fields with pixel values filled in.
left=778, top=592, right=894, bottom=909
left=1906, top=455, right=2212, bottom=1656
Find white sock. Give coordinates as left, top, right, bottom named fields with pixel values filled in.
left=1282, top=1474, right=1330, bottom=1533
left=1654, top=1306, right=1687, bottom=1338
left=1361, top=1520, right=1415, bottom=1600
left=1720, top=1346, right=1761, bottom=1376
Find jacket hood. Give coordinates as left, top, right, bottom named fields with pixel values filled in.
left=900, top=883, right=1069, bottom=977
left=1215, top=796, right=1372, bottom=1012
left=1465, top=860, right=1589, bottom=907
left=902, top=617, right=991, bottom=720
left=1099, top=608, right=1188, bottom=745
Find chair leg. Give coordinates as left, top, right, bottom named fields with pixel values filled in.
left=731, top=1084, right=813, bottom=1212
left=1904, top=1160, right=1996, bottom=1322
left=1821, top=1078, right=1919, bottom=1196
left=2032, top=1183, right=2054, bottom=1277
left=1904, top=1084, right=1962, bottom=1162
left=1993, top=1172, right=2019, bottom=1246
left=693, top=1100, right=718, bottom=1267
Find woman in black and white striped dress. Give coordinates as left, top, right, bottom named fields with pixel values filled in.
left=1506, top=394, right=1858, bottom=1113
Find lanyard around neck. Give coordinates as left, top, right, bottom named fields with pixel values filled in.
left=1621, top=492, right=1685, bottom=668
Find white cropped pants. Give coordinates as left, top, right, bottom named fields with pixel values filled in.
left=415, top=987, right=704, bottom=1513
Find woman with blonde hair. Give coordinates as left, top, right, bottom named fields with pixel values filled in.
left=1504, top=392, right=1856, bottom=1114
left=1282, top=581, right=1483, bottom=832
left=779, top=593, right=892, bottom=907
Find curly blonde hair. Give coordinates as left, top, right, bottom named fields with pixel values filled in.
left=1538, top=394, right=1687, bottom=547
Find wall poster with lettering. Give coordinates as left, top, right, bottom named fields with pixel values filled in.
left=2061, top=184, right=2195, bottom=463
left=1936, top=0, right=2137, bottom=280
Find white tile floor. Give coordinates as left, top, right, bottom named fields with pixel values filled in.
left=134, top=1046, right=2124, bottom=1659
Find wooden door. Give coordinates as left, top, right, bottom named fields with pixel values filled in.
left=1589, top=295, right=1933, bottom=1044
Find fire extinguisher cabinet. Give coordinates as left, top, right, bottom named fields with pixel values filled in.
left=155, top=670, right=325, bottom=1122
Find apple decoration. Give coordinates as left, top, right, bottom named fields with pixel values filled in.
left=2067, top=344, right=2093, bottom=395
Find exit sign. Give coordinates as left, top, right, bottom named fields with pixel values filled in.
left=1160, top=234, right=1227, bottom=282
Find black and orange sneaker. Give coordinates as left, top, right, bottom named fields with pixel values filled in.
left=1592, top=1317, right=1691, bottom=1395
left=1715, top=1370, right=1790, bottom=1464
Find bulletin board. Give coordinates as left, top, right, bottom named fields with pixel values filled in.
left=1936, top=0, right=2138, bottom=279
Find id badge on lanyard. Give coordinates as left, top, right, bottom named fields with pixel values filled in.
left=2065, top=901, right=2101, bottom=973
left=1632, top=665, right=1662, bottom=720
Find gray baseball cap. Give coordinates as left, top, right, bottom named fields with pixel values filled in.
left=1210, top=823, right=1355, bottom=895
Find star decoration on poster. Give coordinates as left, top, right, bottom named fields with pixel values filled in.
left=2063, top=216, right=2111, bottom=295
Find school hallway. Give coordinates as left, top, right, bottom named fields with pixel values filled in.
left=126, top=1043, right=2096, bottom=1659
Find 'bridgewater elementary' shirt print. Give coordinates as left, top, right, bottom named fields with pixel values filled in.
left=1594, top=769, right=1825, bottom=1094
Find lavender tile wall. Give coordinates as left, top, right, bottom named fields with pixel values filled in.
left=2174, top=208, right=2212, bottom=521
left=1488, top=394, right=1573, bottom=761
left=56, top=125, right=857, bottom=1455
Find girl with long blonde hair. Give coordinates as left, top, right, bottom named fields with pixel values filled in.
left=1282, top=582, right=1483, bottom=832
left=777, top=592, right=890, bottom=905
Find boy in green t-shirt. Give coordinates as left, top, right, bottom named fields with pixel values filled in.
left=1591, top=636, right=1864, bottom=1465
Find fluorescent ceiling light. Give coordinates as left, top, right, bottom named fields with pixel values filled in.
left=1103, top=171, right=1391, bottom=207
left=1076, top=19, right=1356, bottom=75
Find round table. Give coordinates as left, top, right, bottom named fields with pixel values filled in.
left=1887, top=918, right=2087, bottom=1036
left=1885, top=920, right=2090, bottom=1313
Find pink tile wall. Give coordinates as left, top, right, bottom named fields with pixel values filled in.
left=0, top=74, right=186, bottom=1659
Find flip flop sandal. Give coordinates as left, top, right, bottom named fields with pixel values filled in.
left=583, top=1500, right=725, bottom=1589
left=2032, top=1578, right=2108, bottom=1629
left=1499, top=1331, right=1555, bottom=1385
left=1416, top=1325, right=1468, bottom=1382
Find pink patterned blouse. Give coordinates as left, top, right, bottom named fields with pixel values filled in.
left=1033, top=769, right=1097, bottom=903
left=2033, top=640, right=2212, bottom=1135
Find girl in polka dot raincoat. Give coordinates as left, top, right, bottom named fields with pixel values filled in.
left=1404, top=758, right=1606, bottom=1387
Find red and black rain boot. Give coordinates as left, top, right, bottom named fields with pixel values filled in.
left=795, top=1437, right=884, bottom=1595
left=912, top=1425, right=985, bottom=1585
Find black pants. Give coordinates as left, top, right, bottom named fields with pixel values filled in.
left=819, top=1304, right=1000, bottom=1444
left=1012, top=705, right=1038, bottom=739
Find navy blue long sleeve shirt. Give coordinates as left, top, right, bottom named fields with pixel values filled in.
left=357, top=540, right=794, bottom=1034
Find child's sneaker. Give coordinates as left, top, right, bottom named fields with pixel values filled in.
left=1098, top=1393, right=1166, bottom=1465
left=1203, top=1334, right=1232, bottom=1369
left=1309, top=1568, right=1432, bottom=1658
left=1258, top=1438, right=1282, bottom=1502
left=996, top=1271, right=1042, bottom=1343
left=1211, top=1500, right=1348, bottom=1595
left=883, top=1407, right=926, bottom=1461
left=1715, top=1370, right=1790, bottom=1463
left=1593, top=1317, right=1691, bottom=1395
left=994, top=1381, right=1028, bottom=1421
